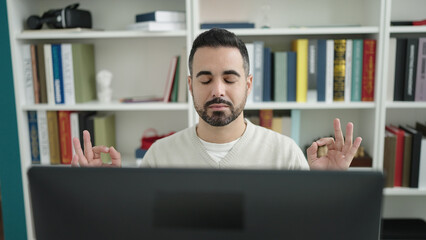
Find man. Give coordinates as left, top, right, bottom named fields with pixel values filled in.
left=71, top=28, right=362, bottom=170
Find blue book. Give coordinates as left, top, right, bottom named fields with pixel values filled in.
left=290, top=110, right=301, bottom=146
left=200, top=22, right=255, bottom=29
left=253, top=41, right=264, bottom=102
left=351, top=39, right=363, bottom=102
left=136, top=11, right=186, bottom=23
left=51, top=44, right=64, bottom=104
left=263, top=47, right=272, bottom=101
left=287, top=51, right=297, bottom=102
left=28, top=111, right=40, bottom=164
left=317, top=40, right=327, bottom=102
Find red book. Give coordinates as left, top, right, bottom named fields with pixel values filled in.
left=58, top=111, right=72, bottom=164
left=259, top=109, right=273, bottom=129
left=385, top=125, right=405, bottom=187
left=361, top=39, right=376, bottom=101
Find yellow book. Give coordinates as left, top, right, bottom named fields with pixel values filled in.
left=93, top=113, right=116, bottom=163
left=292, top=39, right=308, bottom=102
left=333, top=39, right=346, bottom=101
left=271, top=117, right=283, bottom=134
left=46, top=111, right=61, bottom=164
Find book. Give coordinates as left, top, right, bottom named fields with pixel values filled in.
left=281, top=115, right=292, bottom=137
left=22, top=44, right=35, bottom=105
left=69, top=44, right=97, bottom=103
left=399, top=125, right=422, bottom=188
left=36, top=110, right=50, bottom=165
left=404, top=38, right=419, bottom=101
left=386, top=125, right=406, bottom=187
left=401, top=129, right=412, bottom=187
left=387, top=38, right=397, bottom=102
left=262, top=47, right=272, bottom=102
left=30, top=45, right=40, bottom=104
left=274, top=52, right=287, bottom=102
left=93, top=113, right=116, bottom=163
left=58, top=111, right=72, bottom=164
left=127, top=21, right=186, bottom=31
left=77, top=111, right=96, bottom=149
left=292, top=39, right=309, bottom=103
left=259, top=109, right=273, bottom=129
left=290, top=110, right=301, bottom=145
left=325, top=40, right=334, bottom=103
left=287, top=51, right=297, bottom=102
left=51, top=44, right=65, bottom=104
left=415, top=38, right=426, bottom=101
left=361, top=39, right=376, bottom=101
left=394, top=38, right=408, bottom=101
left=135, top=11, right=186, bottom=23
left=383, top=130, right=397, bottom=188
left=46, top=111, right=61, bottom=164
left=245, top=43, right=255, bottom=103
left=200, top=22, right=255, bottom=29
left=44, top=44, right=55, bottom=105
left=317, top=40, right=327, bottom=102
left=170, top=56, right=180, bottom=102
left=391, top=19, right=426, bottom=26
left=351, top=39, right=363, bottom=102
left=333, top=39, right=346, bottom=102
left=307, top=39, right=318, bottom=102
left=271, top=117, right=283, bottom=134
left=36, top=44, right=47, bottom=103
left=27, top=111, right=40, bottom=164
left=70, top=112, right=80, bottom=156
left=253, top=41, right=264, bottom=102
left=163, top=56, right=179, bottom=102
left=416, top=122, right=426, bottom=189
left=61, top=44, right=76, bottom=104
left=345, top=39, right=352, bottom=102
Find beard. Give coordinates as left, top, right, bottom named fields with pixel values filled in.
left=194, top=95, right=246, bottom=127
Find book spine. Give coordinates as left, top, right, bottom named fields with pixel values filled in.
left=46, top=111, right=61, bottom=164
left=419, top=138, right=426, bottom=189
left=136, top=12, right=156, bottom=22
left=292, top=39, right=308, bottom=103
left=307, top=39, right=318, bottom=102
left=263, top=47, right=272, bottom=102
left=271, top=117, right=283, bottom=134
left=394, top=39, right=408, bottom=101
left=259, top=109, right=273, bottom=129
left=58, top=111, right=72, bottom=164
left=136, top=11, right=185, bottom=23
left=385, top=126, right=404, bottom=187
left=351, top=39, right=363, bottom=102
left=30, top=45, right=40, bottom=104
left=61, top=44, right=76, bottom=104
left=290, top=110, right=301, bottom=145
left=36, top=44, right=47, bottom=103
left=200, top=23, right=255, bottom=29
left=316, top=40, right=327, bottom=102
left=387, top=38, right=397, bottom=102
left=325, top=40, right=334, bottom=103
left=51, top=44, right=65, bottom=104
left=383, top=131, right=396, bottom=188
left=72, top=44, right=96, bottom=103
left=287, top=51, right=297, bottom=102
left=274, top=52, right=287, bottom=102
left=37, top=110, right=50, bottom=165
left=28, top=111, right=40, bottom=164
left=345, top=39, right=353, bottom=103
left=94, top=113, right=116, bottom=163
left=44, top=44, right=55, bottom=105
left=404, top=39, right=418, bottom=101
left=171, top=56, right=180, bottom=102
left=415, top=38, right=426, bottom=101
left=70, top=112, right=80, bottom=156
left=253, top=41, right=264, bottom=102
left=245, top=43, right=255, bottom=103
left=22, top=44, right=35, bottom=105
left=333, top=39, right=346, bottom=102
left=361, top=39, right=376, bottom=101
left=163, top=56, right=178, bottom=102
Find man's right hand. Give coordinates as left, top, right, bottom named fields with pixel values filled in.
left=71, top=130, right=122, bottom=167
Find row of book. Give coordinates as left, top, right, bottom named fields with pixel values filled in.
left=28, top=110, right=116, bottom=165
left=23, top=43, right=96, bottom=105
left=388, top=38, right=426, bottom=102
left=246, top=109, right=292, bottom=137
left=127, top=10, right=186, bottom=31
left=246, top=39, right=376, bottom=103
left=383, top=123, right=426, bottom=189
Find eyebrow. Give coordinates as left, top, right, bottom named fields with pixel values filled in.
left=195, top=70, right=241, bottom=78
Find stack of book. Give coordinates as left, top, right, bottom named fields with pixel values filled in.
left=245, top=39, right=376, bottom=103
left=22, top=43, right=96, bottom=105
left=28, top=110, right=116, bottom=165
left=127, top=10, right=186, bottom=31
left=383, top=123, right=426, bottom=189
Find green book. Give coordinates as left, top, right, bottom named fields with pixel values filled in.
left=274, top=52, right=287, bottom=102
left=171, top=56, right=180, bottom=102
left=351, top=39, right=363, bottom=102
left=93, top=113, right=116, bottom=163
left=72, top=44, right=96, bottom=103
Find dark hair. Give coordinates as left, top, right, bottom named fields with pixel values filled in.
left=188, top=28, right=249, bottom=77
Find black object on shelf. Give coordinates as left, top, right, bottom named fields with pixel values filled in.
left=381, top=218, right=426, bottom=239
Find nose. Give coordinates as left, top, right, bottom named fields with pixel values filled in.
left=211, top=79, right=226, bottom=98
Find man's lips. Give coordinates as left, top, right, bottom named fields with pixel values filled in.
left=208, top=104, right=229, bottom=110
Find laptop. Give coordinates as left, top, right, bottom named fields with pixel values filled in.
left=28, top=166, right=384, bottom=240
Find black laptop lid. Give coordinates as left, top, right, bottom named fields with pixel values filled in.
left=28, top=167, right=384, bottom=240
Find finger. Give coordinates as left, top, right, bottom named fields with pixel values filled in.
left=343, top=122, right=354, bottom=153
left=333, top=118, right=344, bottom=150
left=346, top=137, right=363, bottom=161
left=108, top=146, right=122, bottom=167
left=316, top=137, right=334, bottom=147
left=72, top=137, right=88, bottom=166
left=92, top=145, right=110, bottom=160
left=71, top=154, right=80, bottom=167
left=83, top=130, right=94, bottom=162
left=306, top=142, right=318, bottom=163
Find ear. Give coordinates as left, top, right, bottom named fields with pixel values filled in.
left=246, top=74, right=253, bottom=95
left=188, top=76, right=193, bottom=97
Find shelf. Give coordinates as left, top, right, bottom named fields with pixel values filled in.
left=384, top=187, right=426, bottom=196
left=386, top=101, right=426, bottom=109
left=390, top=26, right=426, bottom=34
left=196, top=26, right=379, bottom=36
left=244, top=102, right=376, bottom=110
left=16, top=29, right=187, bottom=40
left=21, top=101, right=190, bottom=111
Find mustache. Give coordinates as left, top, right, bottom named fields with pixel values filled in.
left=204, top=98, right=233, bottom=108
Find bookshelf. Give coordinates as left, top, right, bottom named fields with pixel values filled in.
left=5, top=0, right=426, bottom=238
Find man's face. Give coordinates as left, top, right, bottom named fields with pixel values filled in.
left=189, top=47, right=252, bottom=127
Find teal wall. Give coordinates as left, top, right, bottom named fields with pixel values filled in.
left=0, top=0, right=29, bottom=239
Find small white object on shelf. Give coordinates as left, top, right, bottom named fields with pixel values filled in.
left=96, top=70, right=113, bottom=103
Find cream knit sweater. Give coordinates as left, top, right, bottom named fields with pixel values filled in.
left=139, top=120, right=309, bottom=170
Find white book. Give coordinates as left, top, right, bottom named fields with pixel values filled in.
left=61, top=44, right=76, bottom=104
left=345, top=39, right=353, bottom=103
left=127, top=21, right=186, bottom=31
left=37, top=110, right=50, bottom=165
left=387, top=38, right=397, bottom=102
left=253, top=41, right=264, bottom=102
left=245, top=43, right=255, bottom=103
left=136, top=11, right=186, bottom=23
left=325, top=40, right=334, bottom=103
left=43, top=44, right=55, bottom=105
left=419, top=137, right=426, bottom=189
left=70, top=112, right=80, bottom=156
left=22, top=44, right=35, bottom=105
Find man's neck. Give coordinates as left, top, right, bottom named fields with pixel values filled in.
left=196, top=114, right=246, bottom=144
